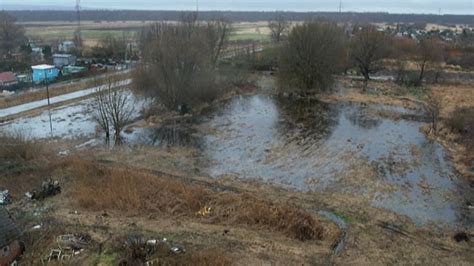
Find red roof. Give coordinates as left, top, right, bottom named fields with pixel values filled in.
left=0, top=72, right=16, bottom=82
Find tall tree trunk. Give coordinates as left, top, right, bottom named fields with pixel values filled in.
left=418, top=60, right=426, bottom=84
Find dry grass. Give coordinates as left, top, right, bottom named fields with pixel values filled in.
left=69, top=159, right=325, bottom=241
left=179, top=249, right=233, bottom=266
left=209, top=193, right=325, bottom=241
left=70, top=159, right=210, bottom=215
left=0, top=72, right=130, bottom=109
left=0, top=131, right=44, bottom=161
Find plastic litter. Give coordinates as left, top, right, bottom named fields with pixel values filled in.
left=0, top=190, right=12, bottom=205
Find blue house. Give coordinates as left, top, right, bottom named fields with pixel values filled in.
left=32, top=65, right=59, bottom=84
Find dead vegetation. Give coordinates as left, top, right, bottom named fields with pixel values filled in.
left=68, top=159, right=325, bottom=242
left=0, top=131, right=44, bottom=161
left=208, top=193, right=324, bottom=241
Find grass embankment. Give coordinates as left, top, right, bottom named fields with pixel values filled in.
left=0, top=134, right=336, bottom=264
left=70, top=159, right=325, bottom=241
left=0, top=71, right=130, bottom=109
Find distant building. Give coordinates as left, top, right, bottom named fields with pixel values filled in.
left=0, top=207, right=24, bottom=265
left=53, top=54, right=77, bottom=68
left=0, top=72, right=18, bottom=87
left=32, top=65, right=59, bottom=84
left=58, top=41, right=76, bottom=53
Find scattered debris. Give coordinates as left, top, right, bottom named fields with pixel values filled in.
left=0, top=190, right=12, bottom=205
left=378, top=221, right=409, bottom=237
left=43, top=234, right=92, bottom=262
left=57, top=150, right=70, bottom=156
left=31, top=224, right=42, bottom=230
left=197, top=206, right=212, bottom=216
left=57, top=234, right=91, bottom=250
left=25, top=180, right=61, bottom=201
left=121, top=235, right=186, bottom=264
left=454, top=232, right=470, bottom=243
left=170, top=245, right=186, bottom=254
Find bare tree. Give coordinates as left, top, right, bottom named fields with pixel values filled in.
left=94, top=78, right=134, bottom=145
left=268, top=15, right=290, bottom=43
left=349, top=25, right=390, bottom=81
left=93, top=85, right=111, bottom=144
left=278, top=20, right=346, bottom=94
left=0, top=11, right=26, bottom=58
left=206, top=18, right=232, bottom=65
left=134, top=19, right=223, bottom=111
left=416, top=37, right=444, bottom=84
left=424, top=91, right=442, bottom=132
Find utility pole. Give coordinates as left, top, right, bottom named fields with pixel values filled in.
left=339, top=0, right=342, bottom=14
left=75, top=0, right=82, bottom=47
left=44, top=69, right=53, bottom=136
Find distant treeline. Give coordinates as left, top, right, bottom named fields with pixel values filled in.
left=8, top=10, right=474, bottom=25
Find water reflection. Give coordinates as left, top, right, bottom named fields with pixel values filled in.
left=198, top=95, right=465, bottom=227
left=135, top=94, right=465, bottom=227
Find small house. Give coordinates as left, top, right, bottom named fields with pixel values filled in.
left=53, top=54, right=77, bottom=68
left=32, top=65, right=59, bottom=84
left=0, top=207, right=24, bottom=265
left=58, top=41, right=76, bottom=53
left=0, top=72, right=18, bottom=87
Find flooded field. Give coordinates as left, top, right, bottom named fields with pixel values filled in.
left=1, top=91, right=470, bottom=229
left=137, top=95, right=469, bottom=228
left=0, top=92, right=146, bottom=140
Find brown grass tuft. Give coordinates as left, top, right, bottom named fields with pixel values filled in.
left=209, top=193, right=324, bottom=241
left=182, top=249, right=233, bottom=266
left=0, top=132, right=44, bottom=161
left=70, top=159, right=211, bottom=214
left=69, top=159, right=325, bottom=241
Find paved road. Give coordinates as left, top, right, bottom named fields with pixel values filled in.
left=0, top=79, right=131, bottom=119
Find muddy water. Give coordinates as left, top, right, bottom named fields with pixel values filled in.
left=177, top=95, right=467, bottom=228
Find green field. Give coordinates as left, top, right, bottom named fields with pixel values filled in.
left=25, top=21, right=271, bottom=45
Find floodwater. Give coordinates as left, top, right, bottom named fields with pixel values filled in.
left=1, top=90, right=469, bottom=228
left=0, top=91, right=147, bottom=140
left=142, top=95, right=468, bottom=228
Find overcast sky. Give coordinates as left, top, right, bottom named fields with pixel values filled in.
left=1, top=0, right=473, bottom=15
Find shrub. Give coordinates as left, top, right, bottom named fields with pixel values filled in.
left=445, top=107, right=468, bottom=133
left=209, top=193, right=324, bottom=241
left=278, top=20, right=346, bottom=94
left=70, top=160, right=210, bottom=214
left=0, top=131, right=43, bottom=161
